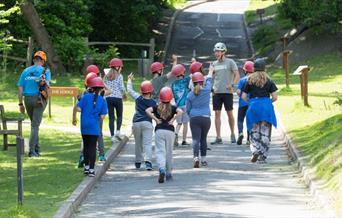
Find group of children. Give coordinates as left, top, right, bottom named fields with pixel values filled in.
left=75, top=48, right=278, bottom=181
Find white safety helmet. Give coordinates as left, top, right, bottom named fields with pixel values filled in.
left=213, top=42, right=227, bottom=52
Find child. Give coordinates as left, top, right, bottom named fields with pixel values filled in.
left=241, top=58, right=278, bottom=163
left=104, top=58, right=127, bottom=142
left=127, top=73, right=156, bottom=170
left=236, top=61, right=254, bottom=145
left=186, top=68, right=213, bottom=168
left=150, top=55, right=177, bottom=102
left=76, top=77, right=108, bottom=176
left=146, top=87, right=182, bottom=183
left=171, top=64, right=191, bottom=146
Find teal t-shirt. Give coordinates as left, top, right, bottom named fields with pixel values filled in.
left=17, top=65, right=51, bottom=96
left=171, top=76, right=190, bottom=107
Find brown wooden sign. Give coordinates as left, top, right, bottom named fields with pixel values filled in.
left=49, top=87, right=79, bottom=97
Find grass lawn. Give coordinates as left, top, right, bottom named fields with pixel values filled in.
left=0, top=129, right=112, bottom=217
left=270, top=52, right=342, bottom=216
left=0, top=65, right=145, bottom=217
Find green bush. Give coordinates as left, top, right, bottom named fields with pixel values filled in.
left=252, top=25, right=279, bottom=56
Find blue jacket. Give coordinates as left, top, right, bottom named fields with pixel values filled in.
left=246, top=97, right=277, bottom=131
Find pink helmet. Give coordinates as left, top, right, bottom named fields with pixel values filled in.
left=86, top=65, right=100, bottom=75
left=109, top=58, right=123, bottom=68
left=192, top=72, right=205, bottom=83
left=140, top=81, right=154, bottom=94
left=150, top=62, right=164, bottom=73
left=171, top=64, right=185, bottom=77
left=159, top=87, right=173, bottom=103
left=190, top=61, right=202, bottom=74
left=243, top=61, right=254, bottom=73
left=87, top=77, right=104, bottom=88
left=84, top=72, right=98, bottom=86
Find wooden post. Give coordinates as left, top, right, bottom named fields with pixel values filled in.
left=281, top=36, right=289, bottom=51
left=16, top=136, right=24, bottom=205
left=299, top=74, right=304, bottom=99
left=256, top=9, right=265, bottom=24
left=26, top=37, right=33, bottom=67
left=283, top=50, right=290, bottom=88
left=48, top=97, right=51, bottom=118
left=149, top=38, right=155, bottom=64
left=302, top=67, right=309, bottom=106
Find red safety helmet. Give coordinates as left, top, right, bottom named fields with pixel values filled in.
left=192, top=72, right=205, bottom=83
left=171, top=64, right=185, bottom=77
left=88, top=77, right=104, bottom=88
left=109, top=58, right=123, bottom=68
left=243, top=61, right=254, bottom=73
left=86, top=65, right=100, bottom=75
left=84, top=72, right=98, bottom=86
left=159, top=87, right=173, bottom=103
left=140, top=81, right=154, bottom=94
left=34, top=51, right=47, bottom=62
left=190, top=61, right=202, bottom=74
left=150, top=62, right=164, bottom=73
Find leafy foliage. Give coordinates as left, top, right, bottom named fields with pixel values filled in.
left=278, top=0, right=342, bottom=32
left=0, top=3, right=19, bottom=52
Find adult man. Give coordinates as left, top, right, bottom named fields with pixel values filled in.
left=17, top=51, right=51, bottom=157
left=211, top=42, right=240, bottom=144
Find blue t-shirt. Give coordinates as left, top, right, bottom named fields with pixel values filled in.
left=237, top=76, right=249, bottom=108
left=186, top=77, right=212, bottom=118
left=133, top=96, right=157, bottom=123
left=77, top=93, right=108, bottom=136
left=17, top=65, right=51, bottom=96
left=171, top=76, right=191, bottom=107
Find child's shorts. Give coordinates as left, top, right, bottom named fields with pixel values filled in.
left=176, top=106, right=190, bottom=124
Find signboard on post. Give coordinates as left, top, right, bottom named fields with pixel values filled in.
left=293, top=65, right=310, bottom=106
left=48, top=87, right=79, bottom=118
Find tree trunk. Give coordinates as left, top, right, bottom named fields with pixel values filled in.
left=20, top=0, right=65, bottom=73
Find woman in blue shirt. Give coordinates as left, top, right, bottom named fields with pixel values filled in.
left=186, top=67, right=214, bottom=168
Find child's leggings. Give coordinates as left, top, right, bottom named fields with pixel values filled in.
left=82, top=135, right=98, bottom=169
left=106, top=97, right=123, bottom=136
left=132, top=121, right=153, bottom=163
left=155, top=130, right=175, bottom=173
left=237, top=105, right=250, bottom=140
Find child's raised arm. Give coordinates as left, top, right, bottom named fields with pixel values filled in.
left=127, top=73, right=140, bottom=100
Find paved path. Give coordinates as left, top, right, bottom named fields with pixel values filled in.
left=74, top=94, right=327, bottom=217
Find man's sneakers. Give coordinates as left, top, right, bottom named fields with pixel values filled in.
left=237, top=133, right=244, bottom=145
left=88, top=169, right=95, bottom=177
left=158, top=168, right=166, bottom=183
left=78, top=155, right=85, bottom=168
left=145, top=161, right=153, bottom=171
left=28, top=151, right=39, bottom=158
left=98, top=154, right=106, bottom=162
left=193, top=157, right=200, bottom=168
left=210, top=137, right=222, bottom=145
left=231, top=134, right=236, bottom=143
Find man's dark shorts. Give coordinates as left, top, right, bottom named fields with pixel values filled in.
left=213, top=93, right=233, bottom=111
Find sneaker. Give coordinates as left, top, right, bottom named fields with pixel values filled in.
left=250, top=153, right=259, bottom=163
left=246, top=140, right=250, bottom=145
left=145, top=161, right=153, bottom=171
left=193, top=157, right=200, bottom=168
left=28, top=151, right=39, bottom=157
left=166, top=173, right=173, bottom=181
left=34, top=145, right=41, bottom=156
left=115, top=131, right=123, bottom=141
left=207, top=147, right=212, bottom=150
left=210, top=138, right=223, bottom=145
left=257, top=155, right=267, bottom=164
left=111, top=136, right=117, bottom=143
left=237, top=133, right=243, bottom=145
left=231, top=134, right=236, bottom=143
left=98, top=154, right=106, bottom=162
left=84, top=166, right=89, bottom=175
left=78, top=155, right=85, bottom=168
left=181, top=141, right=190, bottom=146
left=158, top=168, right=166, bottom=183
left=135, top=162, right=141, bottom=169
left=88, top=169, right=95, bottom=177
left=201, top=161, right=208, bottom=167
left=174, top=134, right=179, bottom=147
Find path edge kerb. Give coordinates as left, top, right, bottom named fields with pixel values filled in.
left=162, top=0, right=217, bottom=64
left=275, top=108, right=336, bottom=217
left=54, top=136, right=129, bottom=218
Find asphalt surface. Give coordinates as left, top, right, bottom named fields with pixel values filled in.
left=74, top=1, right=328, bottom=217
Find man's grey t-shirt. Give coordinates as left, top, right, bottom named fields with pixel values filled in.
left=151, top=74, right=168, bottom=101
left=212, top=58, right=238, bottom=94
